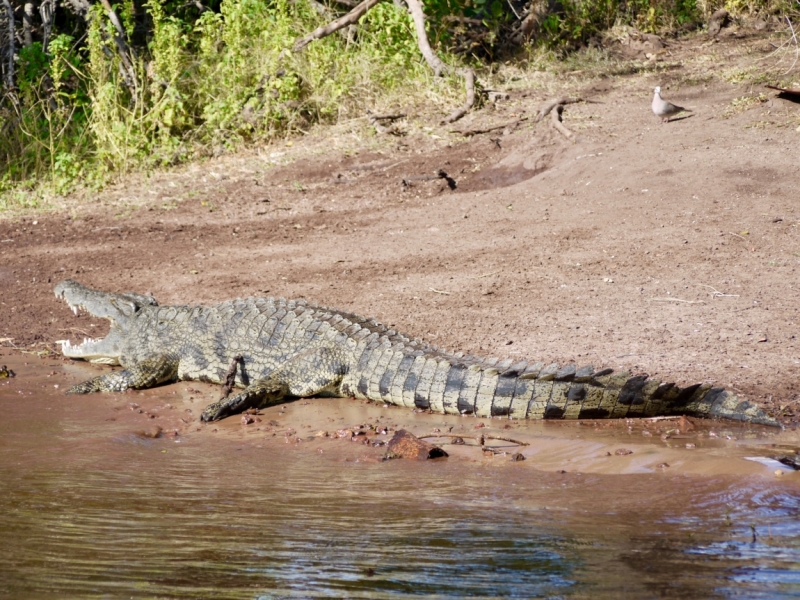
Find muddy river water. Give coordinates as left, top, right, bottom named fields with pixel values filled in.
left=1, top=352, right=799, bottom=598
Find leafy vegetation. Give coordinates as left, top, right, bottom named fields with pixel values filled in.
left=0, top=0, right=795, bottom=206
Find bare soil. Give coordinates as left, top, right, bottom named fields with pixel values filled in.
left=2, top=30, right=800, bottom=427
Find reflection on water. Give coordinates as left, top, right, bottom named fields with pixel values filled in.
left=1, top=356, right=799, bottom=598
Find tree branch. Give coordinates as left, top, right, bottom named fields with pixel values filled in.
left=97, top=0, right=137, bottom=80
left=39, top=0, right=55, bottom=52
left=404, top=0, right=475, bottom=123
left=293, top=0, right=382, bottom=52
left=442, top=66, right=475, bottom=123
left=22, top=1, right=35, bottom=47
left=1, top=0, right=15, bottom=91
left=404, top=0, right=445, bottom=76
left=63, top=0, right=137, bottom=93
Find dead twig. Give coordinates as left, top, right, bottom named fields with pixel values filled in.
left=466, top=270, right=500, bottom=279
left=699, top=284, right=739, bottom=298
left=648, top=298, right=705, bottom=304
left=420, top=433, right=529, bottom=446
left=221, top=354, right=243, bottom=399
left=429, top=287, right=451, bottom=295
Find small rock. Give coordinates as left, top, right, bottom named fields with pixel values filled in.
left=140, top=426, right=162, bottom=439
left=387, top=429, right=448, bottom=460
left=242, top=415, right=255, bottom=425
left=615, top=448, right=633, bottom=456
left=685, top=443, right=696, bottom=449
left=510, top=452, right=525, bottom=462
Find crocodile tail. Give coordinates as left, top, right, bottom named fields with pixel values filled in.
left=371, top=353, right=780, bottom=427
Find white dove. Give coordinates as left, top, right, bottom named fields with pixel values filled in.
left=652, top=86, right=692, bottom=123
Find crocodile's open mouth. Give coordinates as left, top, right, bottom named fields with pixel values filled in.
left=53, top=280, right=138, bottom=364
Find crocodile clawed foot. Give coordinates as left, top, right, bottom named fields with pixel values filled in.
left=200, top=400, right=229, bottom=422
left=66, top=381, right=101, bottom=394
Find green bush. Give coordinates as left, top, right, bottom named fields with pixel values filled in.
left=1, top=0, right=445, bottom=201
left=0, top=0, right=796, bottom=205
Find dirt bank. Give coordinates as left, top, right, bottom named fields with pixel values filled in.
left=2, top=30, right=800, bottom=427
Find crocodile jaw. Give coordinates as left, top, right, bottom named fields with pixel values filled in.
left=54, top=279, right=133, bottom=364
left=58, top=337, right=121, bottom=365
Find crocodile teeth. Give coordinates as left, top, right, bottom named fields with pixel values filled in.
left=72, top=306, right=79, bottom=316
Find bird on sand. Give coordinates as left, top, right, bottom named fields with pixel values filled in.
left=652, top=86, right=692, bottom=123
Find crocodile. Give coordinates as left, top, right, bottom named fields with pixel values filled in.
left=54, top=279, right=780, bottom=426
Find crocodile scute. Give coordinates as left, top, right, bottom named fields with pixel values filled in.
left=53, top=279, right=780, bottom=426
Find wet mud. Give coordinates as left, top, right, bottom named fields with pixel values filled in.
left=2, top=353, right=799, bottom=598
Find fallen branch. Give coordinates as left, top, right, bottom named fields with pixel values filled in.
left=536, top=97, right=584, bottom=121
left=442, top=67, right=476, bottom=124
left=367, top=111, right=406, bottom=121
left=457, top=116, right=529, bottom=136
left=293, top=0, right=381, bottom=52
left=550, top=104, right=573, bottom=138
left=366, top=109, right=405, bottom=135
left=429, top=287, right=451, bottom=295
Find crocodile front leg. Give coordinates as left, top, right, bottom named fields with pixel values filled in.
left=200, top=345, right=349, bottom=422
left=201, top=378, right=289, bottom=421
left=66, top=355, right=180, bottom=394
